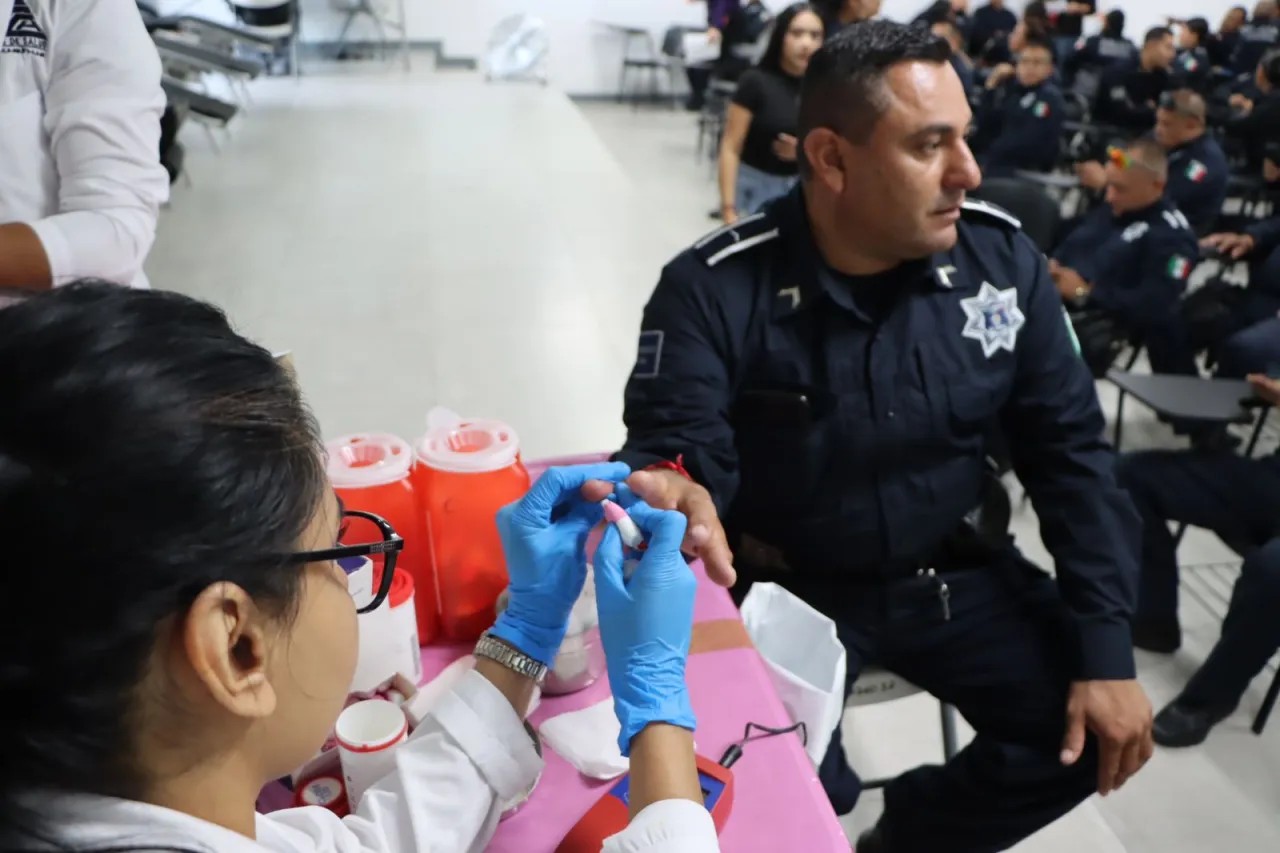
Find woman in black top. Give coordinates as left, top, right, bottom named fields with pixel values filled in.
left=718, top=4, right=823, bottom=223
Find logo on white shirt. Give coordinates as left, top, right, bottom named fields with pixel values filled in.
left=1, top=0, right=46, bottom=57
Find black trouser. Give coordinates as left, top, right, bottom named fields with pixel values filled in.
left=783, top=559, right=1099, bottom=853
left=1115, top=450, right=1280, bottom=708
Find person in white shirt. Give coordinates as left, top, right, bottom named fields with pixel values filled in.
left=0, top=283, right=719, bottom=853
left=0, top=0, right=168, bottom=289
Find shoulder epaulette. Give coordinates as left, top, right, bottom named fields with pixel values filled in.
left=692, top=213, right=781, bottom=267
left=961, top=199, right=1022, bottom=231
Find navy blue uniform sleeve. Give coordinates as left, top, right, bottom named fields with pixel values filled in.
left=615, top=254, right=741, bottom=513
left=999, top=236, right=1141, bottom=680
left=1246, top=215, right=1280, bottom=255
left=1089, top=223, right=1197, bottom=325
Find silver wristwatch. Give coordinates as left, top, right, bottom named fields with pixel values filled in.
left=474, top=632, right=548, bottom=684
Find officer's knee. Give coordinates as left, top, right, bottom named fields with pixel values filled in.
left=1242, top=538, right=1280, bottom=594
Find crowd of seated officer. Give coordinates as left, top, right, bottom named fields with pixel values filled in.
left=1229, top=0, right=1280, bottom=76
left=1063, top=10, right=1136, bottom=98
left=1074, top=90, right=1229, bottom=236
left=970, top=35, right=1063, bottom=175
left=1222, top=48, right=1280, bottom=170
left=1052, top=140, right=1201, bottom=376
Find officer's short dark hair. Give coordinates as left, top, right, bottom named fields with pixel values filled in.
left=1143, top=26, right=1172, bottom=46
left=1261, top=47, right=1280, bottom=85
left=1123, top=138, right=1169, bottom=179
left=1103, top=10, right=1125, bottom=35
left=1020, top=34, right=1053, bottom=56
left=796, top=19, right=951, bottom=170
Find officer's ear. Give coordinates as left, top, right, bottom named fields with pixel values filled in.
left=802, top=128, right=850, bottom=194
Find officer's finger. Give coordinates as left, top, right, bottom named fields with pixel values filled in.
left=626, top=470, right=679, bottom=510
left=1114, top=737, right=1143, bottom=791
left=677, top=490, right=736, bottom=587
left=1096, top=737, right=1122, bottom=796
left=517, top=463, right=631, bottom=523
left=579, top=478, right=617, bottom=503
left=1060, top=703, right=1087, bottom=766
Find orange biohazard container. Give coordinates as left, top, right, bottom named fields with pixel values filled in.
left=326, top=433, right=439, bottom=646
left=412, top=410, right=530, bottom=642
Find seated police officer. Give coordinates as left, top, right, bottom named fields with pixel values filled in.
left=933, top=18, right=976, bottom=94
left=1094, top=26, right=1176, bottom=136
left=1172, top=17, right=1213, bottom=93
left=1198, top=211, right=1280, bottom=377
left=1230, top=0, right=1279, bottom=74
left=1116, top=372, right=1280, bottom=747
left=1054, top=140, right=1200, bottom=377
left=1063, top=10, right=1136, bottom=98
left=615, top=20, right=1151, bottom=853
left=974, top=35, right=1063, bottom=174
left=1077, top=90, right=1229, bottom=235
left=1225, top=48, right=1280, bottom=171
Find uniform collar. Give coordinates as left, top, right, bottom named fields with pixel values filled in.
left=1116, top=198, right=1168, bottom=225
left=775, top=187, right=951, bottom=321
left=1168, top=133, right=1206, bottom=157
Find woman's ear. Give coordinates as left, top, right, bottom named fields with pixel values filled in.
left=183, top=582, right=277, bottom=719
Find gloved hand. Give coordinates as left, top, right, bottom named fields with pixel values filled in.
left=490, top=461, right=630, bottom=665
left=593, top=500, right=698, bottom=756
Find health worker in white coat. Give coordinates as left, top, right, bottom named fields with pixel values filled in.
left=0, top=284, right=720, bottom=853
left=0, top=0, right=168, bottom=289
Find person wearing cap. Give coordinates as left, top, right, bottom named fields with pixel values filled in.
left=0, top=0, right=168, bottom=290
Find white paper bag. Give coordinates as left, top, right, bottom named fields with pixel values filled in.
left=740, top=583, right=846, bottom=766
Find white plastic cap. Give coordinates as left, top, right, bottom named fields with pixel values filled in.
left=325, top=433, right=413, bottom=488
left=415, top=407, right=521, bottom=474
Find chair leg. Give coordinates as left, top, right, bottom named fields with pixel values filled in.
left=1252, top=668, right=1280, bottom=734
left=1114, top=389, right=1126, bottom=450
left=940, top=702, right=960, bottom=759
left=1244, top=408, right=1271, bottom=458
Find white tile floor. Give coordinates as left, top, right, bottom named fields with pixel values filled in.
left=147, top=65, right=1280, bottom=851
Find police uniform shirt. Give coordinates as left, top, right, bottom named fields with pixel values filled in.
left=1165, top=133, right=1229, bottom=234
left=1095, top=60, right=1171, bottom=132
left=1054, top=198, right=1199, bottom=325
left=966, top=3, right=1017, bottom=58
left=1173, top=45, right=1211, bottom=92
left=0, top=0, right=168, bottom=288
left=978, top=79, right=1066, bottom=174
left=1231, top=18, right=1280, bottom=74
left=618, top=187, right=1141, bottom=680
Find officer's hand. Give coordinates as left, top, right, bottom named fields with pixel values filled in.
left=1265, top=158, right=1280, bottom=183
left=706, top=26, right=722, bottom=44
left=625, top=468, right=737, bottom=588
left=1201, top=232, right=1254, bottom=259
left=1054, top=268, right=1090, bottom=301
left=1247, top=373, right=1280, bottom=407
left=1061, top=680, right=1154, bottom=796
left=1074, top=160, right=1107, bottom=190
left=773, top=134, right=799, bottom=162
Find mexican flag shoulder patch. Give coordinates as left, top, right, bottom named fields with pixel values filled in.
left=1186, top=160, right=1207, bottom=183
left=1167, top=255, right=1192, bottom=279
left=1032, top=101, right=1050, bottom=118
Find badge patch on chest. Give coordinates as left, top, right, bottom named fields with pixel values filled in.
left=960, top=282, right=1025, bottom=357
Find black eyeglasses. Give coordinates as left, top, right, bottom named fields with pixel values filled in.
left=285, top=509, right=405, bottom=614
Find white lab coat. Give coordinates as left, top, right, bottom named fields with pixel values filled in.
left=0, top=0, right=168, bottom=288
left=42, top=670, right=720, bottom=853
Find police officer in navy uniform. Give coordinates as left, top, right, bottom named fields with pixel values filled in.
left=1054, top=139, right=1201, bottom=385
left=613, top=21, right=1152, bottom=853
left=974, top=34, right=1064, bottom=175
left=1094, top=26, right=1176, bottom=136
left=1156, top=90, right=1228, bottom=235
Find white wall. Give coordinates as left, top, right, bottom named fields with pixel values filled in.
left=176, top=0, right=1251, bottom=95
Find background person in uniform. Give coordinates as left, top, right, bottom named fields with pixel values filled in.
left=1054, top=141, right=1200, bottom=379
left=815, top=0, right=881, bottom=38
left=0, top=284, right=721, bottom=853
left=1172, top=17, right=1212, bottom=92
left=1115, top=373, right=1280, bottom=747
left=615, top=21, right=1152, bottom=853
left=1094, top=26, right=1176, bottom=136
left=1225, top=48, right=1280, bottom=172
left=973, top=35, right=1064, bottom=175
left=1049, top=0, right=1095, bottom=69
left=1210, top=6, right=1250, bottom=68
left=1230, top=0, right=1279, bottom=74
left=1196, top=213, right=1280, bottom=378
left=1063, top=9, right=1137, bottom=93
left=718, top=4, right=824, bottom=223
left=0, top=0, right=168, bottom=290
left=965, top=0, right=1016, bottom=59
left=977, top=0, right=1052, bottom=68
left=932, top=17, right=975, bottom=93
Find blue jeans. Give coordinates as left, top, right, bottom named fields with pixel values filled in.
left=735, top=163, right=796, bottom=216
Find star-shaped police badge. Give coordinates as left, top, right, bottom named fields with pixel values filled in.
left=959, top=281, right=1025, bottom=358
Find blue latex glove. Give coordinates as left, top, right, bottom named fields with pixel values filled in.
left=490, top=461, right=631, bottom=665
left=594, top=500, right=698, bottom=756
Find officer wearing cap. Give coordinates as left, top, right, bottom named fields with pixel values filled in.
left=614, top=19, right=1151, bottom=853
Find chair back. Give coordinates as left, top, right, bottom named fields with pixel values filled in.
left=661, top=25, right=689, bottom=58
left=970, top=178, right=1061, bottom=254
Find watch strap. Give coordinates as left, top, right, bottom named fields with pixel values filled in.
left=475, top=632, right=548, bottom=684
